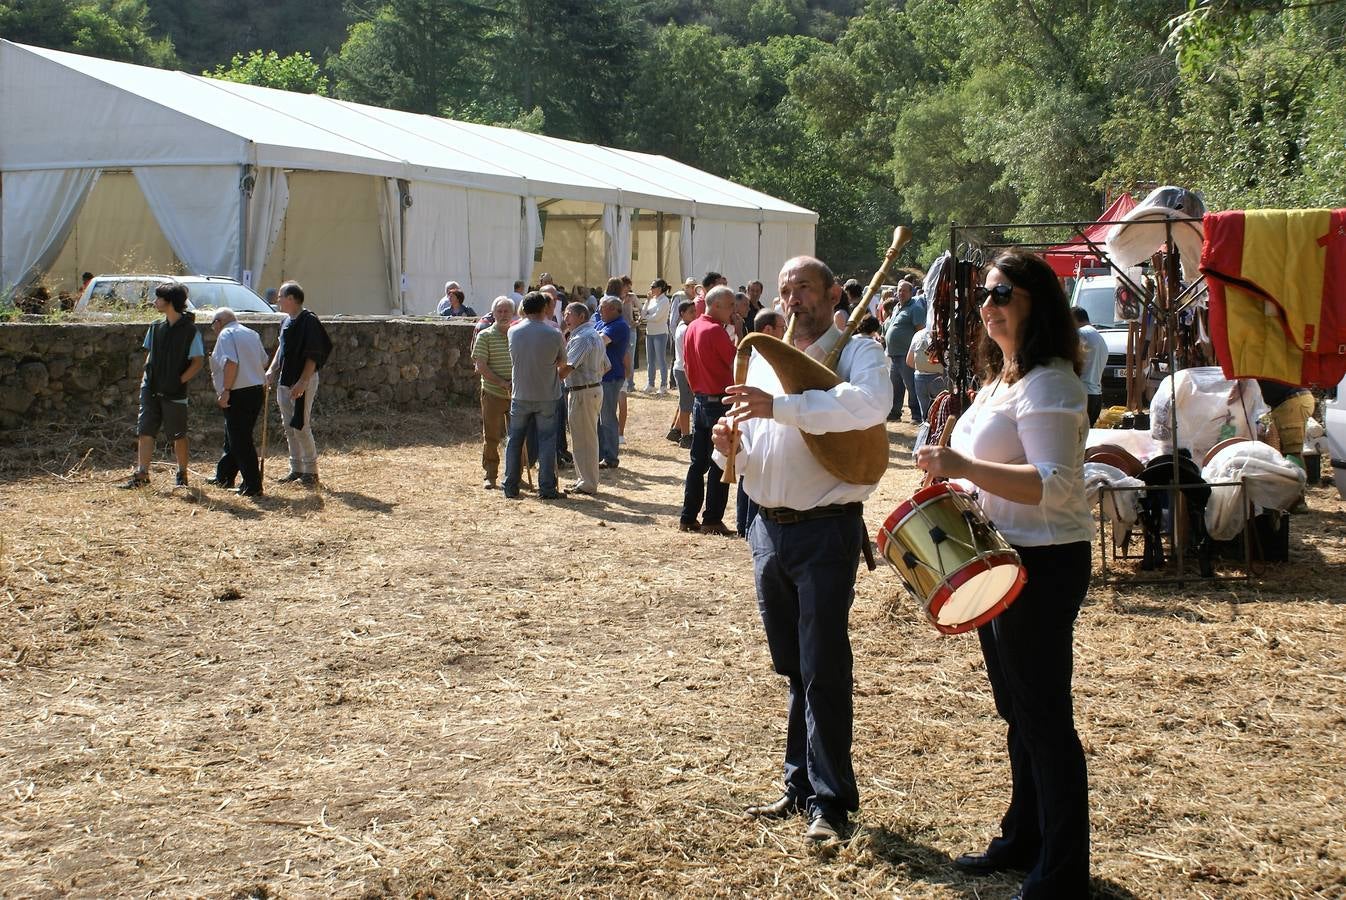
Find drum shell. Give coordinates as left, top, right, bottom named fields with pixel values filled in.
left=877, top=483, right=1027, bottom=634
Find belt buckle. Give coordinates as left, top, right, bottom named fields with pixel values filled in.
left=773, top=508, right=802, bottom=524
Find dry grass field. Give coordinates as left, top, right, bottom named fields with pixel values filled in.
left=1, top=394, right=1344, bottom=899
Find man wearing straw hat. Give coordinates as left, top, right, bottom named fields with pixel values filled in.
left=711, top=255, right=891, bottom=844
left=206, top=308, right=268, bottom=497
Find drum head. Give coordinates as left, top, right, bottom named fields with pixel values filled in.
left=928, top=552, right=1026, bottom=635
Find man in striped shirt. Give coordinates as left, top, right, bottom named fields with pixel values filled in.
left=472, top=297, right=515, bottom=489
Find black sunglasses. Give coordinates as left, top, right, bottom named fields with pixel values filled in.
left=973, top=283, right=1016, bottom=306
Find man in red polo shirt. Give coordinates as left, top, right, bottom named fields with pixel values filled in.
left=679, top=285, right=738, bottom=535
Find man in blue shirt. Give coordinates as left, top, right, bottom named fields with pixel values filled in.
left=207, top=308, right=270, bottom=497
left=122, top=281, right=204, bottom=489
left=1074, top=307, right=1109, bottom=425
left=594, top=290, right=630, bottom=468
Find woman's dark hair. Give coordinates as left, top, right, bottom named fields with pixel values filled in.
left=650, top=278, right=670, bottom=293
left=978, top=249, right=1080, bottom=383
left=856, top=314, right=882, bottom=336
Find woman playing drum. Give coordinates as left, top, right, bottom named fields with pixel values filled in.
left=915, top=249, right=1093, bottom=899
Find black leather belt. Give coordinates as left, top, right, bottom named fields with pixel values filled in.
left=758, top=502, right=874, bottom=570
left=569, top=382, right=601, bottom=391
left=759, top=502, right=863, bottom=524
left=693, top=393, right=726, bottom=403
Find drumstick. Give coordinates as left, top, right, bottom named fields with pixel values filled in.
left=920, top=414, right=958, bottom=489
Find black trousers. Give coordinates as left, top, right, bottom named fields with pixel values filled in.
left=214, top=384, right=263, bottom=491
left=1086, top=394, right=1102, bottom=426
left=979, top=541, right=1091, bottom=899
left=680, top=396, right=729, bottom=526
left=750, top=510, right=863, bottom=820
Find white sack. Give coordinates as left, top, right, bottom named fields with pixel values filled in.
left=1202, top=440, right=1306, bottom=540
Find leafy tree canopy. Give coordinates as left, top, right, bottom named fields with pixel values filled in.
left=206, top=49, right=328, bottom=95
left=0, top=0, right=175, bottom=67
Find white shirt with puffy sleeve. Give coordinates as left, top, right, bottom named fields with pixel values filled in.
left=949, top=358, right=1093, bottom=547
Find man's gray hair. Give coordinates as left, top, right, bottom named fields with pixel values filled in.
left=565, top=301, right=590, bottom=320
left=600, top=296, right=622, bottom=312
left=705, top=285, right=735, bottom=308
left=492, top=296, right=515, bottom=314
left=212, top=307, right=237, bottom=326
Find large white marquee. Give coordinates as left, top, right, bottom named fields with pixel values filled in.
left=0, top=40, right=816, bottom=313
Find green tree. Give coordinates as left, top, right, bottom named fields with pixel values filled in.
left=0, top=0, right=176, bottom=67
left=146, top=0, right=350, bottom=74
left=327, top=0, right=500, bottom=116
left=206, top=49, right=328, bottom=94
left=495, top=0, right=641, bottom=142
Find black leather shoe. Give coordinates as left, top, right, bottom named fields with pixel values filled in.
left=206, top=477, right=235, bottom=489
left=953, top=852, right=1028, bottom=875
left=237, top=485, right=263, bottom=498
left=276, top=471, right=303, bottom=484
left=744, top=792, right=803, bottom=819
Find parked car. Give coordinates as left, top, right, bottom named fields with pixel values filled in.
left=76, top=274, right=279, bottom=320
left=1070, top=272, right=1131, bottom=407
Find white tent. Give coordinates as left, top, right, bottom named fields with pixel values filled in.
left=0, top=41, right=817, bottom=314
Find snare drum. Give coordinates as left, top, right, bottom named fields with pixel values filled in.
left=877, top=482, right=1026, bottom=634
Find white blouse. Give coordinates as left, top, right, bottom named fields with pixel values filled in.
left=950, top=358, right=1093, bottom=547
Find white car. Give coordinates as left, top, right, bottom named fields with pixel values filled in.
left=76, top=274, right=279, bottom=320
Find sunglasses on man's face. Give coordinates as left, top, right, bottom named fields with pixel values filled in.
left=973, top=283, right=1016, bottom=306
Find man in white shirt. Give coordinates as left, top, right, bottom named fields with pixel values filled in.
left=712, top=256, right=892, bottom=845
left=1074, top=307, right=1109, bottom=425
left=207, top=308, right=270, bottom=497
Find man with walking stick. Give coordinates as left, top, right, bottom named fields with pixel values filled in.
left=206, top=308, right=269, bottom=497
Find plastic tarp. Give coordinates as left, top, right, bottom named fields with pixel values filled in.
left=133, top=165, right=239, bottom=278
left=403, top=180, right=470, bottom=316
left=1044, top=193, right=1138, bottom=277
left=2, top=167, right=99, bottom=293
left=1202, top=441, right=1305, bottom=539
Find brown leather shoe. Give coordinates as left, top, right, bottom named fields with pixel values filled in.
left=745, top=792, right=803, bottom=819
left=805, top=810, right=848, bottom=842
left=700, top=520, right=735, bottom=537
left=678, top=520, right=700, bottom=533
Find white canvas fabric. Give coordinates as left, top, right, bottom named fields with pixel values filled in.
left=2, top=167, right=99, bottom=292
left=245, top=167, right=288, bottom=289
left=1, top=40, right=818, bottom=307
left=679, top=215, right=694, bottom=280
left=467, top=189, right=521, bottom=307
left=521, top=196, right=542, bottom=283
left=759, top=222, right=787, bottom=287
left=403, top=180, right=470, bottom=315
left=378, top=177, right=406, bottom=313
left=134, top=165, right=240, bottom=277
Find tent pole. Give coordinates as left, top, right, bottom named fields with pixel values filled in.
left=237, top=164, right=253, bottom=286
left=656, top=212, right=664, bottom=281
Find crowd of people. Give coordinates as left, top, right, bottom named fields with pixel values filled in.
left=119, top=248, right=1103, bottom=899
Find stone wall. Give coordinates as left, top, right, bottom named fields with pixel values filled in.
left=0, top=317, right=481, bottom=429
